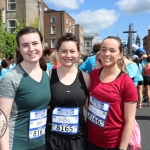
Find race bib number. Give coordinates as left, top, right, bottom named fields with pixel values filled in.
left=88, top=95, right=110, bottom=127
left=51, top=107, right=79, bottom=134
left=29, top=109, right=47, bottom=140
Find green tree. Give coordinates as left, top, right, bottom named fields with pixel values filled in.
left=0, top=25, right=16, bottom=58
left=0, top=18, right=39, bottom=57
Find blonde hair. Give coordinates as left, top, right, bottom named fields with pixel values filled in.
left=49, top=51, right=59, bottom=65
left=95, top=51, right=100, bottom=60
left=117, top=58, right=126, bottom=73
left=76, top=58, right=83, bottom=67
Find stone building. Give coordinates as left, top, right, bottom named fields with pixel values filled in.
left=143, top=28, right=150, bottom=53
left=84, top=33, right=100, bottom=55
left=0, top=0, right=44, bottom=34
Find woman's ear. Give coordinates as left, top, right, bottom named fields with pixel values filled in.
left=42, top=42, right=44, bottom=50
left=119, top=52, right=123, bottom=59
left=17, top=47, right=20, bottom=53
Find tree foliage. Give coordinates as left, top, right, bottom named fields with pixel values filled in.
left=0, top=18, right=38, bottom=58
left=0, top=25, right=16, bottom=58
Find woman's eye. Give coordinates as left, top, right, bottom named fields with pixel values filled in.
left=101, top=49, right=106, bottom=52
left=110, top=50, right=115, bottom=53
left=33, top=43, right=38, bottom=45
left=22, top=45, right=28, bottom=47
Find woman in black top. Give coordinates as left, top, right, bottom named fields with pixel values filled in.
left=46, top=33, right=90, bottom=150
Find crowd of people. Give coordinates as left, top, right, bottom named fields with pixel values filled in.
left=0, top=26, right=148, bottom=150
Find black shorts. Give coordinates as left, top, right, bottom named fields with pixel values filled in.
left=143, top=76, right=150, bottom=85
left=46, top=132, right=87, bottom=150
left=138, top=81, right=144, bottom=85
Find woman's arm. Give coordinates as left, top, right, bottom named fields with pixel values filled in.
left=0, top=97, right=13, bottom=150
left=119, top=102, right=137, bottom=149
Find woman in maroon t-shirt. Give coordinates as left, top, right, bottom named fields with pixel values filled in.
left=87, top=36, right=138, bottom=150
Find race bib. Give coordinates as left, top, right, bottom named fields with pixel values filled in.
left=29, top=109, right=47, bottom=140
left=51, top=107, right=79, bottom=134
left=88, top=95, right=110, bottom=127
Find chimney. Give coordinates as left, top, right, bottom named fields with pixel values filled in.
left=148, top=26, right=150, bottom=35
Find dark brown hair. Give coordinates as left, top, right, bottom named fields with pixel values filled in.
left=133, top=57, right=140, bottom=68
left=56, top=33, right=80, bottom=52
left=16, top=26, right=46, bottom=71
left=43, top=48, right=52, bottom=56
left=1, top=58, right=10, bottom=68
left=93, top=43, right=101, bottom=53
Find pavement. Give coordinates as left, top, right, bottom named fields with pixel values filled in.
left=136, top=103, right=150, bottom=150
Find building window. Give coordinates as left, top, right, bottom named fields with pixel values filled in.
left=66, top=28, right=68, bottom=33
left=51, top=39, right=55, bottom=48
left=7, top=0, right=16, bottom=11
left=51, top=16, right=56, bottom=23
left=70, top=30, right=71, bottom=33
left=7, top=19, right=16, bottom=33
left=66, top=19, right=68, bottom=24
left=51, top=26, right=56, bottom=34
left=70, top=22, right=71, bottom=26
left=1, top=9, right=5, bottom=24
left=86, top=42, right=89, bottom=46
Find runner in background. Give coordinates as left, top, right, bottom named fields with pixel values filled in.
left=46, top=33, right=90, bottom=150
left=43, top=48, right=54, bottom=72
left=0, top=27, right=51, bottom=150
left=87, top=36, right=137, bottom=150
left=79, top=43, right=101, bottom=74
left=131, top=55, right=144, bottom=109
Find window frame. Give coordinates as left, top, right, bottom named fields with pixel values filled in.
left=51, top=26, right=56, bottom=34
left=51, top=16, right=56, bottom=23
left=7, top=0, right=16, bottom=11
left=86, top=42, right=89, bottom=47
left=66, top=19, right=68, bottom=24
left=66, top=28, right=68, bottom=33
left=7, top=19, right=16, bottom=33
left=51, top=39, right=55, bottom=48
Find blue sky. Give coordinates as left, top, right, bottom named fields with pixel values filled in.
left=44, top=0, right=150, bottom=45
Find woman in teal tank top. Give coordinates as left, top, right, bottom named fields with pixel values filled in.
left=0, top=27, right=51, bottom=150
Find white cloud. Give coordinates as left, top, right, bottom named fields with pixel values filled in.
left=71, top=9, right=119, bottom=33
left=45, top=0, right=84, bottom=9
left=116, top=0, right=150, bottom=15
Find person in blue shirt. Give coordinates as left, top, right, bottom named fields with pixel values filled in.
left=43, top=48, right=54, bottom=72
left=132, top=55, right=144, bottom=108
left=0, top=58, right=13, bottom=80
left=79, top=43, right=101, bottom=74
left=123, top=55, right=139, bottom=86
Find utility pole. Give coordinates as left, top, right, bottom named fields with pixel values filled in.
left=37, top=0, right=40, bottom=31
left=123, top=23, right=136, bottom=55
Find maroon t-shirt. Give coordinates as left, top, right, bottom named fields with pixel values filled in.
left=87, top=69, right=138, bottom=148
